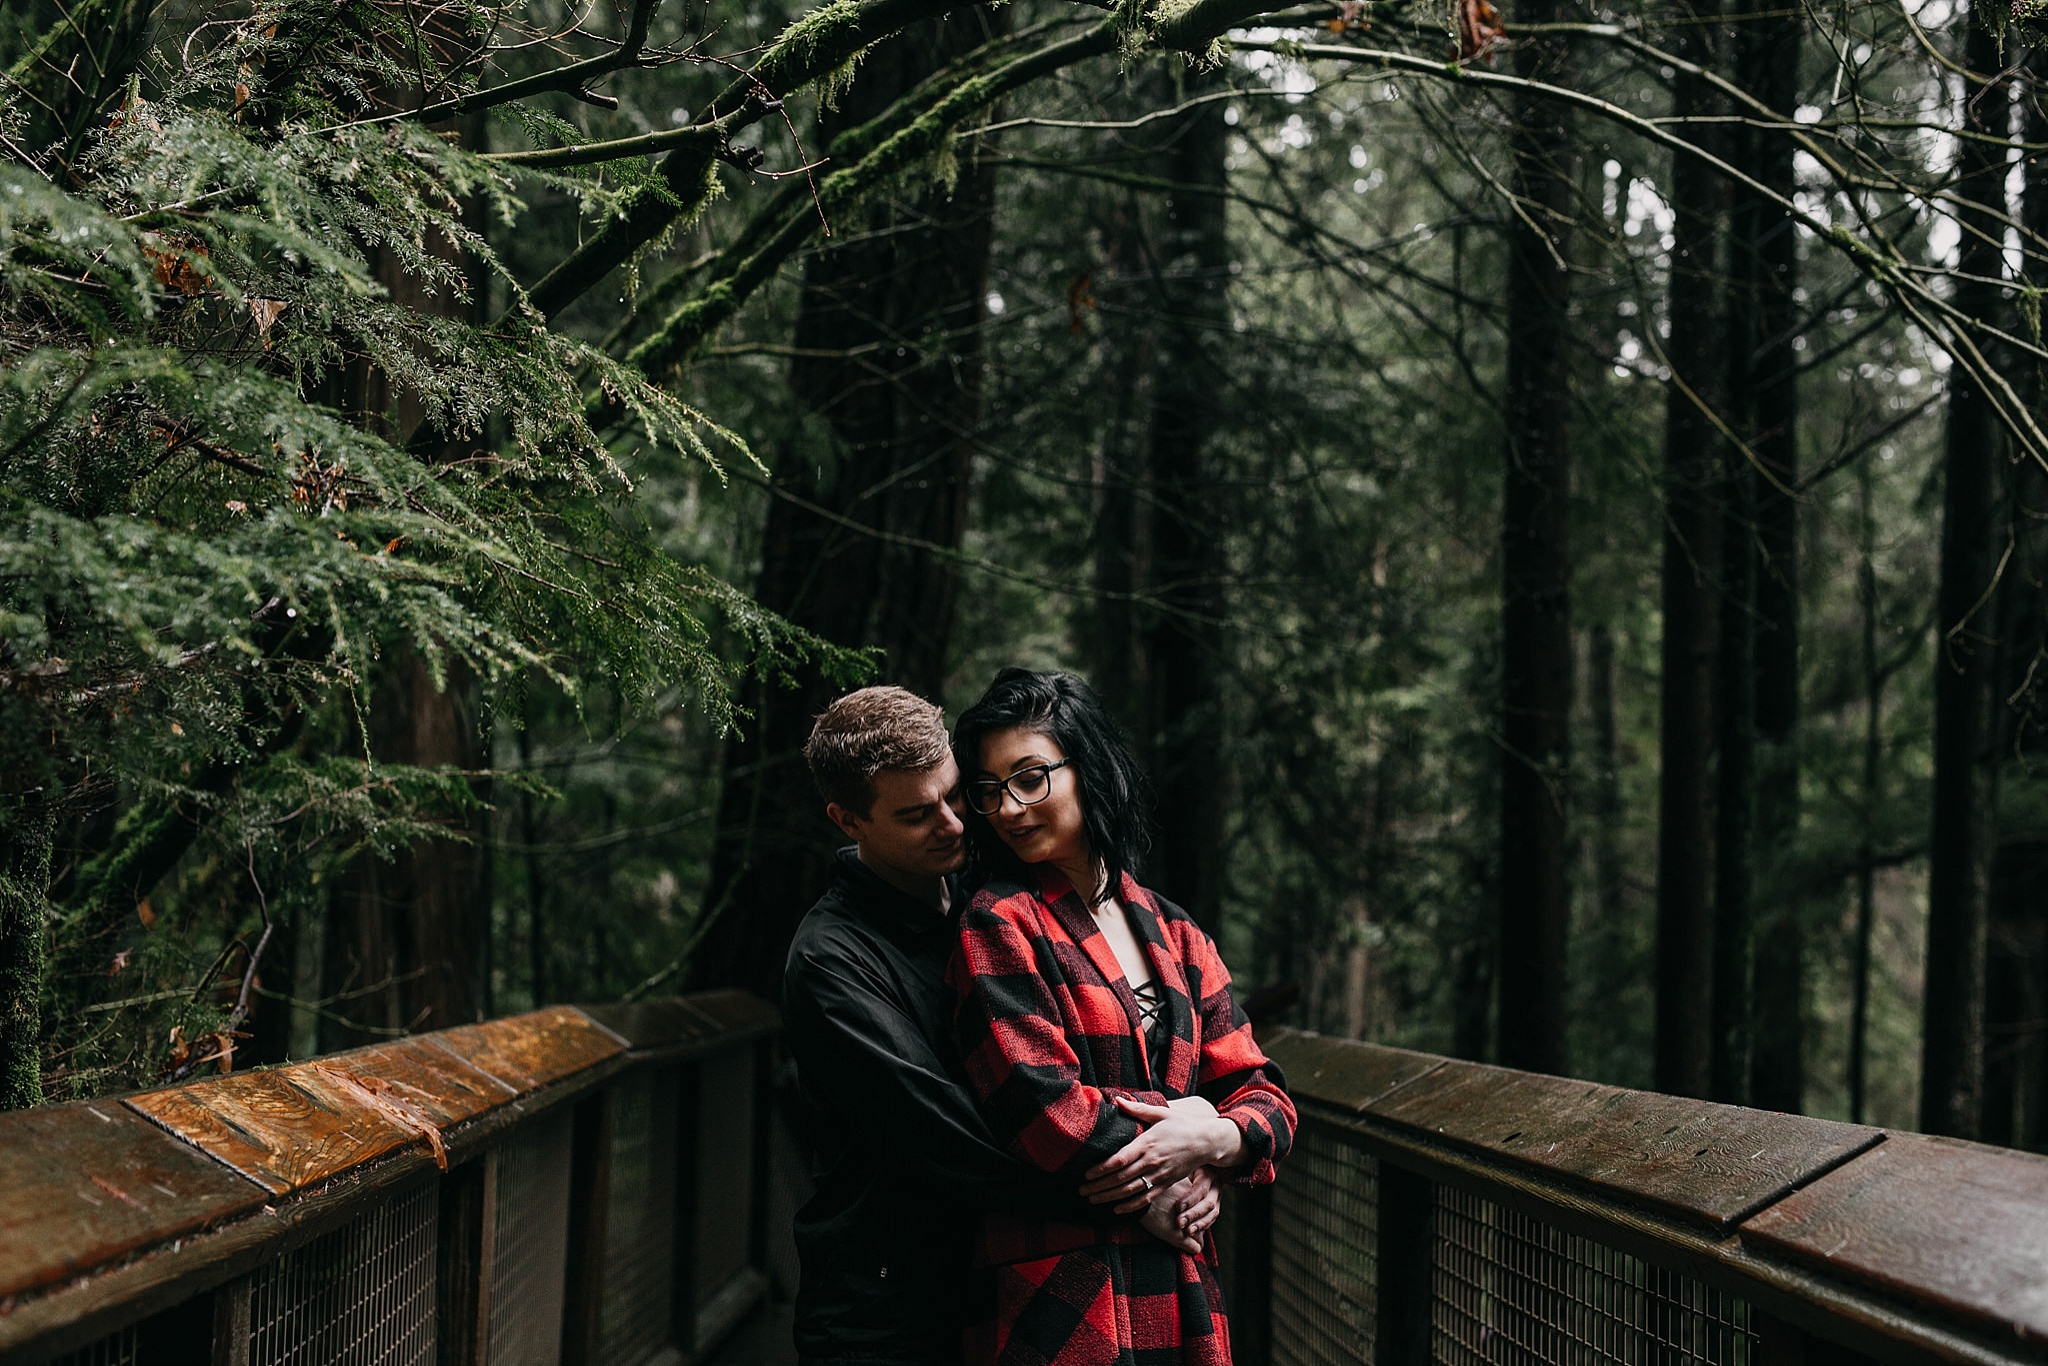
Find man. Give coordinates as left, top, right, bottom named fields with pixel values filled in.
left=781, top=686, right=1213, bottom=1366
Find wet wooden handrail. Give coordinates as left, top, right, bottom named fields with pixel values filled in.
left=0, top=990, right=780, bottom=1364
left=1240, top=1027, right=2048, bottom=1366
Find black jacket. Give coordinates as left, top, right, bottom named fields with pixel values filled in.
left=782, top=849, right=1101, bottom=1365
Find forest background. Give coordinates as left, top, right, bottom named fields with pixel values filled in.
left=3, top=0, right=2045, bottom=1150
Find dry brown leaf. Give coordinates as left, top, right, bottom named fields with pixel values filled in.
left=136, top=898, right=156, bottom=928
left=1454, top=0, right=1504, bottom=62
left=166, top=1024, right=191, bottom=1070
left=248, top=297, right=287, bottom=345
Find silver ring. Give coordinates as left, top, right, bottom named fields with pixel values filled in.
left=1140, top=1176, right=1153, bottom=1192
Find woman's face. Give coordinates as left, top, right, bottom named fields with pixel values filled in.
left=973, top=727, right=1090, bottom=877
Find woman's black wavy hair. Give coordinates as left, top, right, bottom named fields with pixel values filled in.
left=952, top=667, right=1153, bottom=902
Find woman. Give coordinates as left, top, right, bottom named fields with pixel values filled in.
left=947, top=668, right=1294, bottom=1366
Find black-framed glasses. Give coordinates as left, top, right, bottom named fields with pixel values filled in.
left=966, top=760, right=1071, bottom=816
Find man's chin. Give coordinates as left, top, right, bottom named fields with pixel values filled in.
left=930, top=846, right=967, bottom=875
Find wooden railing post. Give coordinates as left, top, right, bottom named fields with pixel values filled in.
left=436, top=1156, right=488, bottom=1366
left=209, top=1277, right=250, bottom=1366
left=558, top=1086, right=616, bottom=1366
left=1375, top=1159, right=1435, bottom=1366
left=669, top=1060, right=704, bottom=1357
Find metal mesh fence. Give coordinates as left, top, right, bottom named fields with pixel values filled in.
left=1434, top=1187, right=1758, bottom=1366
left=1270, top=1117, right=1380, bottom=1366
left=488, top=1103, right=577, bottom=1366
left=598, top=1069, right=679, bottom=1366
left=47, top=1324, right=137, bottom=1366
left=247, top=1180, right=438, bottom=1366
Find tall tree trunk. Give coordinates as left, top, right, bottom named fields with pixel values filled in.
left=321, top=110, right=495, bottom=1046
left=1711, top=446, right=1755, bottom=1104
left=1137, top=68, right=1231, bottom=932
left=1919, top=7, right=2010, bottom=1140
left=1655, top=5, right=1727, bottom=1100
left=1740, top=0, right=1806, bottom=1115
left=1849, top=456, right=1880, bottom=1124
left=323, top=656, right=491, bottom=1046
left=687, top=15, right=1003, bottom=997
left=1984, top=48, right=2048, bottom=1147
left=1496, top=2, right=1574, bottom=1076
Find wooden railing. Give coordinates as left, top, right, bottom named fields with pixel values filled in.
left=0, top=992, right=781, bottom=1366
left=14, top=1006, right=2048, bottom=1366
left=1221, top=1028, right=2048, bottom=1366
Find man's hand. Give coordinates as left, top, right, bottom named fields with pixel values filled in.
left=1136, top=1168, right=1218, bottom=1253
left=1082, top=1095, right=1248, bottom=1209
left=1173, top=1166, right=1220, bottom=1238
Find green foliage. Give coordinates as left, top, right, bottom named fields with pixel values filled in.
left=0, top=0, right=846, bottom=1098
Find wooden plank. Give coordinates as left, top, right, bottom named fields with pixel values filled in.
left=1741, top=1132, right=2048, bottom=1350
left=1364, top=1061, right=1882, bottom=1232
left=125, top=1069, right=420, bottom=1195
left=297, top=1037, right=516, bottom=1129
left=676, top=991, right=779, bottom=1037
left=426, top=1005, right=627, bottom=1093
left=1259, top=1028, right=1444, bottom=1112
left=579, top=1001, right=720, bottom=1054
left=0, top=1101, right=267, bottom=1300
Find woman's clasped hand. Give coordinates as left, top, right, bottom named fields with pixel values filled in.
left=1083, top=1095, right=1248, bottom=1211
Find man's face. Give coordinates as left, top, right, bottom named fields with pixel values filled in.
left=829, top=756, right=967, bottom=885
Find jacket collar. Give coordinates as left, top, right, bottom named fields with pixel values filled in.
left=830, top=846, right=959, bottom=938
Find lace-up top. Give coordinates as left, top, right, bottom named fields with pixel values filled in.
left=1131, top=976, right=1169, bottom=1077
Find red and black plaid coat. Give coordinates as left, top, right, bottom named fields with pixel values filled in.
left=948, top=868, right=1295, bottom=1366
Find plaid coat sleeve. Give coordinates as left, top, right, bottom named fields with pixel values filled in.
left=1168, top=905, right=1295, bottom=1187
left=950, top=890, right=1172, bottom=1178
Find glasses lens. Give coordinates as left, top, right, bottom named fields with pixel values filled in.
left=967, top=783, right=1003, bottom=815
left=1010, top=767, right=1051, bottom=804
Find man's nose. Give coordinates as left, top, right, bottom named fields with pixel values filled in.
left=939, top=801, right=964, bottom=836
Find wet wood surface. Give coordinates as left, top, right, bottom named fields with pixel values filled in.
left=1364, top=1060, right=1882, bottom=1231
left=125, top=1069, right=423, bottom=1196
left=426, top=1005, right=627, bottom=1092
left=1260, top=1027, right=1444, bottom=1112
left=1741, top=1132, right=2048, bottom=1349
left=583, top=991, right=778, bottom=1056
left=0, top=1100, right=267, bottom=1300
left=301, top=1036, right=517, bottom=1129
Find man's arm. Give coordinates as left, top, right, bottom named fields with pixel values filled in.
left=784, top=929, right=1112, bottom=1223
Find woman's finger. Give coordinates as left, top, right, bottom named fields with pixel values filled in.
left=1083, top=1137, right=1150, bottom=1184
left=1114, top=1095, right=1176, bottom=1124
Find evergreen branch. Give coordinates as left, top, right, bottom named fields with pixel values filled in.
left=522, top=0, right=1035, bottom=320
left=327, top=0, right=671, bottom=132
left=623, top=21, right=1120, bottom=375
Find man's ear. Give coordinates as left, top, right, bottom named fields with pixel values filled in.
left=825, top=801, right=865, bottom=842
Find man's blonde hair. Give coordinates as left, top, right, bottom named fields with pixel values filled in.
left=804, top=686, right=951, bottom=815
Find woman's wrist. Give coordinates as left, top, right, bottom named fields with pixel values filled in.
left=1207, top=1115, right=1246, bottom=1166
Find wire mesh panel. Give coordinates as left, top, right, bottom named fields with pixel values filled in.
left=487, top=1103, right=576, bottom=1366
left=47, top=1324, right=137, bottom=1366
left=1270, top=1117, right=1380, bottom=1366
left=248, top=1180, right=438, bottom=1366
left=1434, top=1187, right=1757, bottom=1366
left=598, top=1068, right=679, bottom=1365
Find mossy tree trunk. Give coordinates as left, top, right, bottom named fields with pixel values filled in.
left=687, top=11, right=1005, bottom=998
